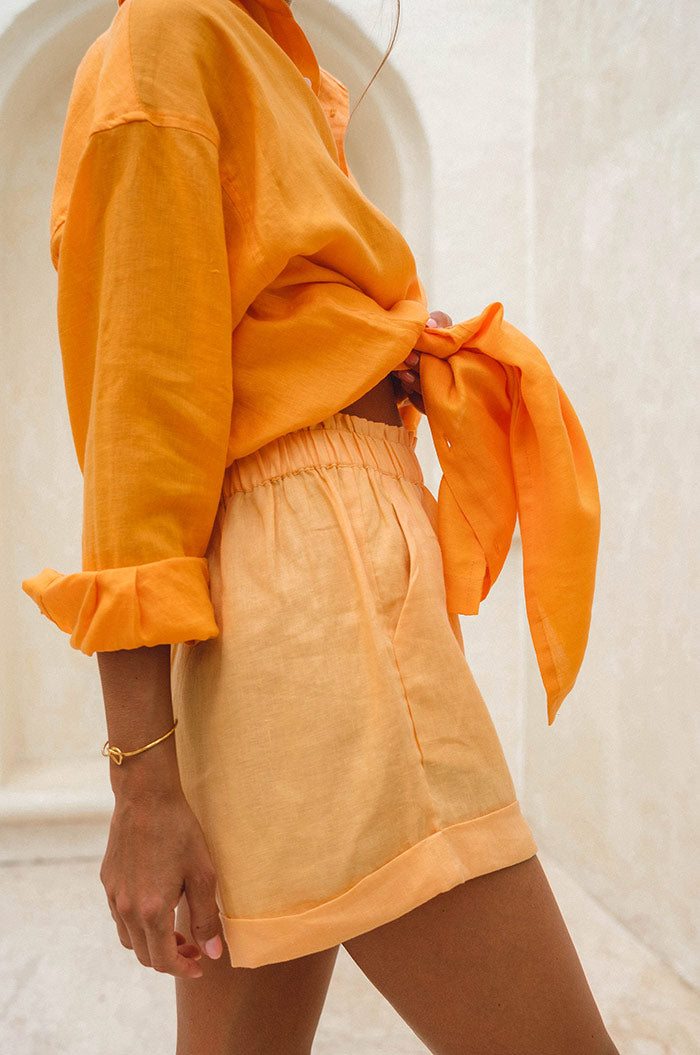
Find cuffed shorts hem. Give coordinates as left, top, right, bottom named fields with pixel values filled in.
left=220, top=800, right=537, bottom=967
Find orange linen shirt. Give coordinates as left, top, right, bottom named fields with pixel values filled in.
left=22, top=0, right=600, bottom=723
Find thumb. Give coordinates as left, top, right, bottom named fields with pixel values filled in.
left=186, top=871, right=224, bottom=960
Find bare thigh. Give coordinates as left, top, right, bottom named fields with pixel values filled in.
left=343, top=854, right=619, bottom=1055
left=174, top=898, right=339, bottom=1055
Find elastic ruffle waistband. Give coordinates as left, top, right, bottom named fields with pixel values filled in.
left=224, top=413, right=421, bottom=496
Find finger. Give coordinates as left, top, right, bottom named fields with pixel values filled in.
left=395, top=376, right=422, bottom=408
left=107, top=898, right=134, bottom=951
left=394, top=369, right=419, bottom=389
left=143, top=904, right=204, bottom=978
left=146, top=929, right=201, bottom=977
left=426, top=310, right=452, bottom=328
left=102, top=866, right=135, bottom=950
left=175, top=931, right=202, bottom=960
left=179, top=943, right=203, bottom=961
left=113, top=893, right=152, bottom=966
left=392, top=352, right=420, bottom=374
left=186, top=871, right=224, bottom=960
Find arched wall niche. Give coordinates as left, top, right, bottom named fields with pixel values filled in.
left=0, top=0, right=434, bottom=859
left=0, top=0, right=118, bottom=860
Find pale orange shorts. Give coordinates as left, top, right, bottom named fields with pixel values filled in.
left=170, top=412, right=537, bottom=967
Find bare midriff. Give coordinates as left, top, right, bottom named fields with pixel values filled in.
left=339, top=374, right=404, bottom=427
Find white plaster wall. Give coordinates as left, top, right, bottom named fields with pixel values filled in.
left=523, top=0, right=700, bottom=988
left=0, top=1, right=118, bottom=855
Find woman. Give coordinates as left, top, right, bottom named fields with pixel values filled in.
left=23, top=0, right=616, bottom=1051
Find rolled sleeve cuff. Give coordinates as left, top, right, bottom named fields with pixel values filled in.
left=22, top=556, right=219, bottom=654
left=443, top=565, right=486, bottom=617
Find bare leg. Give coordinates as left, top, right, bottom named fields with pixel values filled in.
left=175, top=897, right=339, bottom=1055
left=343, top=855, right=619, bottom=1055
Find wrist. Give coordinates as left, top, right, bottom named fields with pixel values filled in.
left=102, top=716, right=178, bottom=766
left=108, top=735, right=183, bottom=801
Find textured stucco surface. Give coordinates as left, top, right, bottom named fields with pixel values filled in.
left=522, top=0, right=699, bottom=989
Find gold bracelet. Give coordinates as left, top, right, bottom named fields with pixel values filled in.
left=101, top=719, right=178, bottom=766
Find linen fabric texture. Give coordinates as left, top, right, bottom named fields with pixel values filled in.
left=21, top=0, right=600, bottom=720
left=171, top=413, right=537, bottom=967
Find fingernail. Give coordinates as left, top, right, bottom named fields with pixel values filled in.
left=403, top=370, right=417, bottom=383
left=426, top=317, right=438, bottom=328
left=204, top=935, right=223, bottom=959
left=406, top=352, right=419, bottom=366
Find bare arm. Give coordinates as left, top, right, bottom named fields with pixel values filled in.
left=97, top=645, right=223, bottom=978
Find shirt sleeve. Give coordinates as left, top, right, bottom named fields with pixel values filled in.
left=22, top=119, right=244, bottom=654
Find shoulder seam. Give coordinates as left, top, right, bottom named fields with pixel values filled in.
left=88, top=112, right=220, bottom=149
left=50, top=117, right=221, bottom=244
left=121, top=0, right=224, bottom=148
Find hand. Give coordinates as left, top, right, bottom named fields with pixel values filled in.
left=392, top=310, right=453, bottom=414
left=100, top=789, right=223, bottom=979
